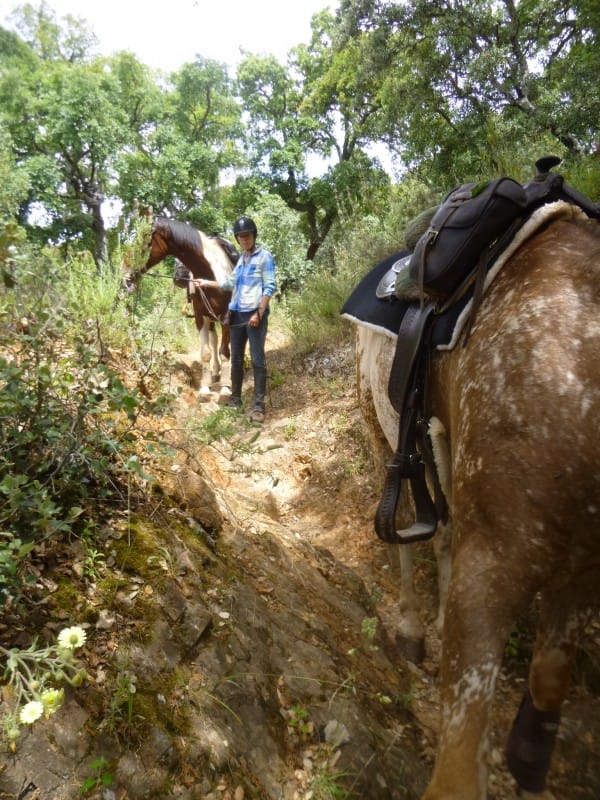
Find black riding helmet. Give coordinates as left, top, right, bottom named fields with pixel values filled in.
left=233, top=216, right=258, bottom=241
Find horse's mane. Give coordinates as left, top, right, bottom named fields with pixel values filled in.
left=150, top=216, right=237, bottom=284
left=210, top=234, right=239, bottom=265
left=153, top=216, right=202, bottom=252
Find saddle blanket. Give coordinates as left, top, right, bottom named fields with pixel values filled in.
left=340, top=249, right=465, bottom=348
left=341, top=201, right=585, bottom=350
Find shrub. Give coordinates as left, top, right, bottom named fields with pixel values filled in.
left=0, top=242, right=172, bottom=607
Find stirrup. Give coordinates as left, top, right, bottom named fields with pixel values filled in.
left=388, top=520, right=438, bottom=544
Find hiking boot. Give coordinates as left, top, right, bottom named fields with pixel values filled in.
left=249, top=366, right=267, bottom=424
left=229, top=360, right=243, bottom=409
left=249, top=406, right=265, bottom=424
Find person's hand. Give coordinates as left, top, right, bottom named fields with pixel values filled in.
left=249, top=311, right=260, bottom=328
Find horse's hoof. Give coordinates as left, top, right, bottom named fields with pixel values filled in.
left=394, top=633, right=426, bottom=664
left=217, top=389, right=232, bottom=405
left=198, top=387, right=212, bottom=402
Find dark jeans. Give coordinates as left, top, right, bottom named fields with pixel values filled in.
left=229, top=309, right=268, bottom=370
left=229, top=309, right=269, bottom=407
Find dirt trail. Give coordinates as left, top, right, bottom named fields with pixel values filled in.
left=174, top=322, right=600, bottom=800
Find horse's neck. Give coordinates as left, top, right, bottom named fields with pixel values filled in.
left=199, top=233, right=234, bottom=282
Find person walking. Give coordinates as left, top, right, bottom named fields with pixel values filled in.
left=197, top=215, right=276, bottom=423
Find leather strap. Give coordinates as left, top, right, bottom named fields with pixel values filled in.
left=416, top=199, right=462, bottom=307
left=459, top=216, right=524, bottom=345
left=388, top=302, right=435, bottom=414
left=375, top=302, right=439, bottom=544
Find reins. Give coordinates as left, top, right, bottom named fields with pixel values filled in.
left=136, top=270, right=173, bottom=280
left=125, top=270, right=225, bottom=314
left=189, top=279, right=228, bottom=324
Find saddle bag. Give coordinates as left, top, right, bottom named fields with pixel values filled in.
left=173, top=259, right=192, bottom=289
left=408, top=177, right=528, bottom=299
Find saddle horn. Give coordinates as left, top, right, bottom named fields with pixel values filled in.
left=533, top=155, right=562, bottom=179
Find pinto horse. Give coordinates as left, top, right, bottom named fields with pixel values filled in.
left=123, top=216, right=238, bottom=400
left=355, top=203, right=600, bottom=799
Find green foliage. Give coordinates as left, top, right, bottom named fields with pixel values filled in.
left=117, top=56, right=243, bottom=226
left=0, top=129, right=30, bottom=222
left=1, top=0, right=598, bottom=299
left=288, top=704, right=314, bottom=738
left=181, top=406, right=268, bottom=466
left=79, top=758, right=115, bottom=796
left=0, top=534, right=34, bottom=602
left=104, top=660, right=137, bottom=733
left=249, top=195, right=314, bottom=293
left=282, top=264, right=355, bottom=354
left=559, top=153, right=600, bottom=202
left=360, top=617, right=378, bottom=649
left=235, top=31, right=393, bottom=261
left=0, top=240, right=174, bottom=606
left=62, top=251, right=129, bottom=346
left=0, top=217, right=26, bottom=290
left=310, top=770, right=357, bottom=800
left=192, top=408, right=238, bottom=445
left=80, top=525, right=107, bottom=581
left=349, top=0, right=599, bottom=180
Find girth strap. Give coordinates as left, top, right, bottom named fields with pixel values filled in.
left=375, top=302, right=439, bottom=544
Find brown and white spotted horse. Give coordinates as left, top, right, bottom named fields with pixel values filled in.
left=355, top=203, right=600, bottom=799
left=123, top=216, right=238, bottom=401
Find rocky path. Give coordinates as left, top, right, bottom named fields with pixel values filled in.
left=174, top=327, right=600, bottom=800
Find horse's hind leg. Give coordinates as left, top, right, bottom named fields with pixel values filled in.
left=357, top=378, right=426, bottom=660
left=506, top=571, right=599, bottom=799
left=386, top=543, right=426, bottom=663
left=428, top=416, right=452, bottom=633
left=424, top=542, right=537, bottom=800
left=217, top=324, right=231, bottom=403
left=432, top=520, right=451, bottom=632
left=206, top=322, right=221, bottom=385
left=196, top=319, right=213, bottom=400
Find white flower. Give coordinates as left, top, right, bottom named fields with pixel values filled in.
left=57, top=626, right=87, bottom=650
left=19, top=700, right=44, bottom=725
left=41, top=688, right=64, bottom=716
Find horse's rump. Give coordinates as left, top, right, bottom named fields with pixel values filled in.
left=437, top=215, right=600, bottom=556
left=355, top=210, right=600, bottom=800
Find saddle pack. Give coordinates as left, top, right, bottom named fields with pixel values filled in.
left=375, top=156, right=600, bottom=546
left=410, top=177, right=527, bottom=301
left=406, top=155, right=600, bottom=306
left=173, top=259, right=192, bottom=289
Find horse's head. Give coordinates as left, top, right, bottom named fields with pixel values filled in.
left=120, top=214, right=156, bottom=293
